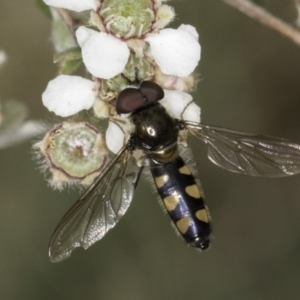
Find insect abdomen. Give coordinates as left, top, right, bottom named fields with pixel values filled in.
left=151, top=156, right=212, bottom=250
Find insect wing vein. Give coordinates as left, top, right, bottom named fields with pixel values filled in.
left=184, top=121, right=300, bottom=177
left=49, top=147, right=140, bottom=262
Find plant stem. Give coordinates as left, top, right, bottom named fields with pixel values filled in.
left=221, top=0, right=300, bottom=47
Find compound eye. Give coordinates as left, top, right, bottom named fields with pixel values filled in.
left=140, top=81, right=164, bottom=103
left=115, top=81, right=165, bottom=114
left=116, top=88, right=144, bottom=114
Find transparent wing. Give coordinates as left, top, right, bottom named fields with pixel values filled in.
left=49, top=146, right=141, bottom=262
left=183, top=121, right=300, bottom=177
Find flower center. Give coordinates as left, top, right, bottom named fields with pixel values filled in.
left=47, top=123, right=108, bottom=179
left=100, top=0, right=154, bottom=38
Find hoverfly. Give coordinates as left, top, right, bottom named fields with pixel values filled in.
left=49, top=79, right=300, bottom=262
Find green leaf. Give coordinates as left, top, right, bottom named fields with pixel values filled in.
left=58, top=59, right=83, bottom=75
left=54, top=47, right=82, bottom=75
left=33, top=0, right=52, bottom=19
left=54, top=47, right=82, bottom=63
left=51, top=8, right=78, bottom=53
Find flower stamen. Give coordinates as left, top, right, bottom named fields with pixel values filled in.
left=124, top=23, right=136, bottom=39
left=100, top=6, right=112, bottom=16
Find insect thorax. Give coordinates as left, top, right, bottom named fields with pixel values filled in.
left=130, top=103, right=179, bottom=163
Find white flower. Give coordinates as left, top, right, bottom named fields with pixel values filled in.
left=76, top=27, right=130, bottom=79
left=145, top=26, right=201, bottom=77
left=43, top=0, right=99, bottom=12
left=160, top=89, right=201, bottom=123
left=76, top=25, right=200, bottom=80
left=42, top=75, right=97, bottom=117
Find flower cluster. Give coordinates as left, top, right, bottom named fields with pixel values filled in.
left=38, top=0, right=202, bottom=188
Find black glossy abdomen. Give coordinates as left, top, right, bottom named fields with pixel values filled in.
left=151, top=156, right=212, bottom=250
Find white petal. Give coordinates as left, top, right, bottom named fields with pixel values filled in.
left=160, top=89, right=201, bottom=123
left=43, top=0, right=99, bottom=12
left=42, top=75, right=96, bottom=117
left=76, top=26, right=98, bottom=48
left=106, top=122, right=125, bottom=154
left=182, top=102, right=201, bottom=123
left=178, top=24, right=199, bottom=41
left=81, top=32, right=130, bottom=79
left=145, top=28, right=201, bottom=77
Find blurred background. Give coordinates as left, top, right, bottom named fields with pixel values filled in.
left=1, top=0, right=300, bottom=299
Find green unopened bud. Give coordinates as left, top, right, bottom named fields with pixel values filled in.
left=36, top=122, right=108, bottom=189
